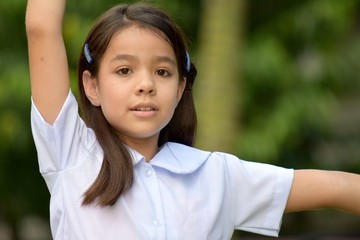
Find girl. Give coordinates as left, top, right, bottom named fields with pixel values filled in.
left=26, top=0, right=360, bottom=239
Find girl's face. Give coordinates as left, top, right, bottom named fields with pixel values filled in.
left=83, top=26, right=186, bottom=146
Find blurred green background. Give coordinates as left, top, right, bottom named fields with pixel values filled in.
left=1, top=0, right=360, bottom=239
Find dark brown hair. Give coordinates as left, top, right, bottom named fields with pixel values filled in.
left=77, top=3, right=197, bottom=206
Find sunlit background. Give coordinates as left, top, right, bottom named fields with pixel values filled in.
left=1, top=0, right=360, bottom=239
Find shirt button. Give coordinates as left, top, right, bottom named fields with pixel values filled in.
left=153, top=219, right=161, bottom=228
left=145, top=169, right=152, bottom=177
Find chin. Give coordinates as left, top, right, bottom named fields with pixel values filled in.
left=123, top=130, right=161, bottom=141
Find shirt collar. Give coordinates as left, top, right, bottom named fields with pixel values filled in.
left=126, top=146, right=146, bottom=165
left=129, top=142, right=211, bottom=174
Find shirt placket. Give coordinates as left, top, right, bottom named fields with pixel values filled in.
left=141, top=163, right=166, bottom=239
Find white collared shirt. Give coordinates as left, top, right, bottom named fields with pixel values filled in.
left=31, top=91, right=294, bottom=240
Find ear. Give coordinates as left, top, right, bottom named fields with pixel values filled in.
left=176, top=77, right=187, bottom=102
left=82, top=70, right=101, bottom=106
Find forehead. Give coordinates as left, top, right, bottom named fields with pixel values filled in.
left=103, top=25, right=176, bottom=61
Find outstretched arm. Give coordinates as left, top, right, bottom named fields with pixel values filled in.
left=26, top=0, right=70, bottom=124
left=285, top=169, right=360, bottom=215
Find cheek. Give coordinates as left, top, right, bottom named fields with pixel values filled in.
left=164, top=89, right=183, bottom=117
left=98, top=79, right=129, bottom=101
left=165, top=84, right=183, bottom=103
left=97, top=86, right=128, bottom=118
left=100, top=101, right=118, bottom=125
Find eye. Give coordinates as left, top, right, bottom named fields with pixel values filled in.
left=117, top=68, right=132, bottom=75
left=156, top=69, right=171, bottom=77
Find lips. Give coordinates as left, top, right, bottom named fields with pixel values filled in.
left=130, top=103, right=158, bottom=112
left=134, top=107, right=155, bottom=111
left=130, top=103, right=158, bottom=118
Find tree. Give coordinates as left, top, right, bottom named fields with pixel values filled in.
left=195, top=0, right=246, bottom=153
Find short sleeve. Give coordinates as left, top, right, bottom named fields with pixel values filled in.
left=31, top=91, right=95, bottom=192
left=222, top=153, right=294, bottom=237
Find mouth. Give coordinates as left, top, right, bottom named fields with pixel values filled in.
left=130, top=105, right=158, bottom=118
left=133, top=107, right=155, bottom=111
left=130, top=102, right=158, bottom=112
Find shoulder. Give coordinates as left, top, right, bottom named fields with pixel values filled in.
left=31, top=90, right=98, bottom=172
left=167, top=143, right=293, bottom=180
left=153, top=142, right=293, bottom=177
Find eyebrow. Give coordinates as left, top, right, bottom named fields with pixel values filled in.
left=154, top=56, right=176, bottom=66
left=110, top=54, right=176, bottom=66
left=110, top=54, right=137, bottom=63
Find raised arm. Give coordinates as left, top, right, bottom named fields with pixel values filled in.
left=26, top=0, right=70, bottom=124
left=285, top=169, right=360, bottom=215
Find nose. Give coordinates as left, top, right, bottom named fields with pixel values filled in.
left=136, top=72, right=156, bottom=95
left=138, top=89, right=155, bottom=94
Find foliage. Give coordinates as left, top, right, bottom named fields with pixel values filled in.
left=238, top=0, right=360, bottom=172
left=0, top=2, right=50, bottom=239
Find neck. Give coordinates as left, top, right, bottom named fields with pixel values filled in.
left=122, top=135, right=160, bottom=162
